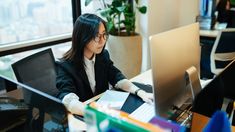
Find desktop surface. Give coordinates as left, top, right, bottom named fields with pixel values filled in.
left=68, top=70, right=209, bottom=131
left=70, top=64, right=235, bottom=131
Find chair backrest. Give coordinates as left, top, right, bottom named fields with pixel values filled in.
left=210, top=29, right=235, bottom=75
left=11, top=48, right=59, bottom=97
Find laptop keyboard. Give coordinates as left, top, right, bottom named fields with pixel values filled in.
left=129, top=103, right=155, bottom=123
left=128, top=98, right=193, bottom=126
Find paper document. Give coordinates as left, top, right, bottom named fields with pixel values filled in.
left=129, top=103, right=155, bottom=123
left=96, top=90, right=129, bottom=110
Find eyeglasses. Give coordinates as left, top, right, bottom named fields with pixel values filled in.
left=94, top=32, right=109, bottom=43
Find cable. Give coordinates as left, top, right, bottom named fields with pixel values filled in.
left=172, top=105, right=191, bottom=116
left=171, top=105, right=192, bottom=125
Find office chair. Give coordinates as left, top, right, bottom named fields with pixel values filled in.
left=210, top=29, right=235, bottom=75
left=11, top=48, right=66, bottom=131
left=11, top=48, right=59, bottom=97
left=227, top=10, right=235, bottom=28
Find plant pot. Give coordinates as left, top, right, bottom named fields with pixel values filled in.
left=106, top=34, right=142, bottom=79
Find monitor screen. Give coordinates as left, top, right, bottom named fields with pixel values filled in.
left=199, top=0, right=217, bottom=17
left=193, top=59, right=235, bottom=117
left=149, top=23, right=201, bottom=118
left=0, top=75, right=67, bottom=130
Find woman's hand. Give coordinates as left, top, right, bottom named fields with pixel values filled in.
left=137, top=90, right=154, bottom=104
left=115, top=79, right=154, bottom=104
left=62, top=93, right=85, bottom=115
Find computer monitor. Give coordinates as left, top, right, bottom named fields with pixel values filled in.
left=193, top=59, right=235, bottom=118
left=0, top=75, right=67, bottom=131
left=199, top=0, right=216, bottom=17
left=149, top=23, right=201, bottom=118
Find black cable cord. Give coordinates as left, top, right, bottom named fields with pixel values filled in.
left=171, top=105, right=192, bottom=121
left=172, top=105, right=191, bottom=116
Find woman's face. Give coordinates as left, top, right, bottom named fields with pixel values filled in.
left=226, top=0, right=230, bottom=10
left=84, top=23, right=107, bottom=59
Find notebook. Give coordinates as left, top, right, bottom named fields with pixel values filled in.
left=96, top=90, right=129, bottom=110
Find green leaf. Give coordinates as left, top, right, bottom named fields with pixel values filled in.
left=112, top=0, right=122, bottom=7
left=107, top=22, right=115, bottom=32
left=92, top=0, right=147, bottom=35
left=85, top=0, right=92, bottom=6
left=137, top=6, right=147, bottom=14
left=100, top=8, right=112, bottom=18
left=116, top=6, right=126, bottom=12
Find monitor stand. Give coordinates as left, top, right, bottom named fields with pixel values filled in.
left=170, top=66, right=202, bottom=126
left=185, top=66, right=202, bottom=100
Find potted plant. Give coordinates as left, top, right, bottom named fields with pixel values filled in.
left=85, top=0, right=147, bottom=79
left=85, top=0, right=147, bottom=36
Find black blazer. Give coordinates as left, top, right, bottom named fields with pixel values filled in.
left=56, top=50, right=126, bottom=102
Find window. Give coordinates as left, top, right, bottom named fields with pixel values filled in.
left=0, top=42, right=71, bottom=79
left=0, top=0, right=74, bottom=79
left=0, top=0, right=73, bottom=46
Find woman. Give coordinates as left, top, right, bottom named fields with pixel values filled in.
left=56, top=13, right=153, bottom=115
left=217, top=0, right=231, bottom=23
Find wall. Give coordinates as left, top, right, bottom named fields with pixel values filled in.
left=139, top=0, right=199, bottom=71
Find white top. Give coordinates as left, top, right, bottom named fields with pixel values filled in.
left=83, top=55, right=129, bottom=94
left=84, top=55, right=96, bottom=93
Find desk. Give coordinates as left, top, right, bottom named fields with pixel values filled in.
left=68, top=69, right=153, bottom=131
left=0, top=88, right=23, bottom=99
left=199, top=22, right=228, bottom=38
left=191, top=113, right=235, bottom=132
left=130, top=69, right=152, bottom=85
left=69, top=69, right=235, bottom=131
left=200, top=29, right=219, bottom=38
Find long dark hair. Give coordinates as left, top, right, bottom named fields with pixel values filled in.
left=63, top=13, right=107, bottom=69
left=217, top=0, right=230, bottom=22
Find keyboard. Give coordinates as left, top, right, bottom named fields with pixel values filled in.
left=129, top=98, right=193, bottom=125
left=129, top=103, right=155, bottom=123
